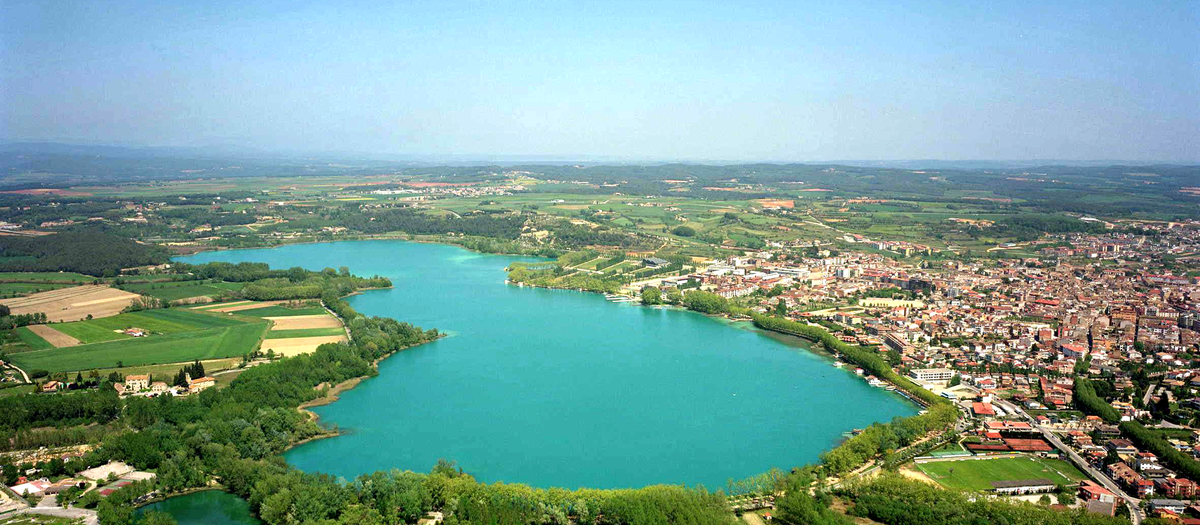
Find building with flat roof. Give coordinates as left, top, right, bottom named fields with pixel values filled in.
left=910, top=368, right=955, bottom=382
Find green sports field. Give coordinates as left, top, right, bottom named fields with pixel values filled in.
left=916, top=456, right=1088, bottom=492
left=7, top=321, right=268, bottom=373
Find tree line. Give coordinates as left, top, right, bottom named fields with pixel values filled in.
left=0, top=228, right=170, bottom=276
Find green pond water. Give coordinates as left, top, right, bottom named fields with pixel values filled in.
left=177, top=240, right=916, bottom=490
left=135, top=490, right=261, bottom=524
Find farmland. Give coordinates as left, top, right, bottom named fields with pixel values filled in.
left=916, top=456, right=1088, bottom=492
left=0, top=271, right=96, bottom=283
left=236, top=305, right=329, bottom=317
left=0, top=282, right=76, bottom=298
left=119, top=279, right=245, bottom=302
left=47, top=308, right=252, bottom=345
left=0, top=285, right=141, bottom=322
left=6, top=321, right=268, bottom=373
left=264, top=327, right=346, bottom=339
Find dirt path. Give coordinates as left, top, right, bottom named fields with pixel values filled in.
left=898, top=465, right=938, bottom=485
left=27, top=324, right=80, bottom=347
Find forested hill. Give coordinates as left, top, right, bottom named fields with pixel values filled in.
left=0, top=229, right=169, bottom=276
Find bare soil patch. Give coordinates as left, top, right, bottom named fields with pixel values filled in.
left=0, top=285, right=140, bottom=322
left=260, top=335, right=347, bottom=356
left=208, top=300, right=289, bottom=313
left=266, top=315, right=343, bottom=330
left=26, top=324, right=80, bottom=347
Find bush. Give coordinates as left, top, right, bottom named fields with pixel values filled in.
left=672, top=225, right=696, bottom=237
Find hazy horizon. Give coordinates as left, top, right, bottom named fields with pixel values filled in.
left=3, top=1, right=1198, bottom=163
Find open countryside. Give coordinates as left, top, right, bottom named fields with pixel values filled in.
left=0, top=1, right=1196, bottom=522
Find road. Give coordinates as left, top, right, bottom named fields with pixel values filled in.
left=14, top=507, right=99, bottom=525
left=2, top=361, right=30, bottom=383
left=994, top=399, right=1143, bottom=525
left=1142, top=384, right=1155, bottom=407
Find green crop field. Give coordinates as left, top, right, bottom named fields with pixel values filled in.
left=50, top=308, right=252, bottom=344
left=7, top=321, right=268, bottom=373
left=917, top=456, right=1087, bottom=492
left=0, top=272, right=95, bottom=283
left=265, top=327, right=345, bottom=339
left=121, top=280, right=245, bottom=302
left=0, top=282, right=76, bottom=297
left=13, top=326, right=54, bottom=351
left=236, top=305, right=328, bottom=317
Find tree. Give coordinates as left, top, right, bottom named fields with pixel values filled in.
left=641, top=287, right=663, bottom=305
left=671, top=225, right=696, bottom=237
left=774, top=299, right=788, bottom=317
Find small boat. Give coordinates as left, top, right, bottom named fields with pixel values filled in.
left=832, top=361, right=844, bottom=368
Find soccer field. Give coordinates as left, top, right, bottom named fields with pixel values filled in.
left=917, top=456, right=1088, bottom=492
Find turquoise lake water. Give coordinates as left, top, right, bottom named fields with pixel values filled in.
left=135, top=490, right=261, bottom=524
left=177, top=240, right=916, bottom=490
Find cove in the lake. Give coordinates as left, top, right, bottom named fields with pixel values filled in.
left=135, top=490, right=261, bottom=525
left=176, top=240, right=916, bottom=489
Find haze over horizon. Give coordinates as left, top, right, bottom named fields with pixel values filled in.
left=2, top=1, right=1198, bottom=163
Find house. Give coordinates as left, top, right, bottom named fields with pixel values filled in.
left=1107, top=439, right=1138, bottom=459
left=41, top=380, right=61, bottom=393
left=1080, top=480, right=1116, bottom=503
left=642, top=257, right=670, bottom=268
left=1150, top=499, right=1189, bottom=514
left=1156, top=477, right=1198, bottom=499
left=188, top=376, right=216, bottom=393
left=125, top=375, right=150, bottom=392
left=910, top=368, right=955, bottom=382
left=123, top=327, right=147, bottom=337
left=972, top=402, right=996, bottom=417
left=44, top=478, right=86, bottom=495
left=150, top=382, right=169, bottom=395
left=9, top=478, right=50, bottom=496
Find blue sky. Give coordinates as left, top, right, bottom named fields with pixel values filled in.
left=1, top=0, right=1197, bottom=161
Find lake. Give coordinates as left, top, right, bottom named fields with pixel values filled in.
left=176, top=240, right=916, bottom=490
left=135, top=490, right=261, bottom=524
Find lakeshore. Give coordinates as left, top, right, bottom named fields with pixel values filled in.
left=177, top=239, right=917, bottom=489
